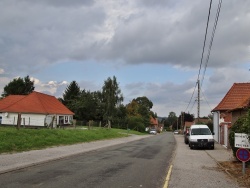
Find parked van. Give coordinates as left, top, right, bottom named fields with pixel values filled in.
left=188, top=124, right=214, bottom=150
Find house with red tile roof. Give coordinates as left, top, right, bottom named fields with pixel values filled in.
left=212, top=83, right=250, bottom=148
left=184, top=121, right=194, bottom=131
left=0, top=91, right=74, bottom=127
left=148, top=116, right=163, bottom=132
left=150, top=116, right=158, bottom=127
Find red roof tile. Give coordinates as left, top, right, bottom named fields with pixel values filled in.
left=0, top=95, right=26, bottom=110
left=233, top=96, right=250, bottom=110
left=212, top=83, right=250, bottom=111
left=0, top=91, right=74, bottom=115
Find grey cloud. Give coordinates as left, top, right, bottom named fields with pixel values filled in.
left=1, top=0, right=250, bottom=74
left=19, top=0, right=95, bottom=7
left=99, top=0, right=250, bottom=70
left=0, top=0, right=105, bottom=76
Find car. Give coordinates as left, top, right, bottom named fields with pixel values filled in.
left=174, top=130, right=179, bottom=134
left=149, top=128, right=157, bottom=135
left=188, top=124, right=214, bottom=150
left=184, top=128, right=190, bottom=144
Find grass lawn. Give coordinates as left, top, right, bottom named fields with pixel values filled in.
left=0, top=126, right=145, bottom=154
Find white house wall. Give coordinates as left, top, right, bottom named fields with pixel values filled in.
left=1, top=113, right=73, bottom=127
left=1, top=113, right=46, bottom=127
left=21, top=114, right=46, bottom=126
left=1, top=112, right=17, bottom=125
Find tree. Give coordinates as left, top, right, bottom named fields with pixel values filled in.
left=125, top=96, right=153, bottom=132
left=2, top=75, right=35, bottom=97
left=127, top=116, right=145, bottom=132
left=62, top=81, right=81, bottom=111
left=184, top=112, right=194, bottom=122
left=113, top=104, right=127, bottom=129
left=166, top=112, right=177, bottom=130
left=126, top=100, right=140, bottom=116
left=73, top=90, right=98, bottom=121
left=135, top=96, right=153, bottom=111
left=102, top=76, right=123, bottom=128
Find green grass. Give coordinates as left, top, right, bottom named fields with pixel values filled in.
left=0, top=127, right=140, bottom=154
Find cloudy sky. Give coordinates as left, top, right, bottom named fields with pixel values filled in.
left=0, top=0, right=250, bottom=117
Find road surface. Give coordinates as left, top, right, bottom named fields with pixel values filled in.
left=0, top=132, right=175, bottom=188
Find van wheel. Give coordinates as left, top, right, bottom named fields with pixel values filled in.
left=210, top=146, right=214, bottom=150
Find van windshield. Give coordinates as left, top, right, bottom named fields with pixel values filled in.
left=191, top=128, right=211, bottom=135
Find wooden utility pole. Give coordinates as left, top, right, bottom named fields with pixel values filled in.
left=197, top=80, right=200, bottom=123
left=17, top=113, right=21, bottom=130
left=181, top=111, right=184, bottom=130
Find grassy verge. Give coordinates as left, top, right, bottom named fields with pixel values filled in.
left=0, top=127, right=138, bottom=154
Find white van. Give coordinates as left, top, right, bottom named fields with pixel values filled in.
left=188, top=124, right=214, bottom=150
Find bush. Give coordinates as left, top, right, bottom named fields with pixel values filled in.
left=229, top=110, right=250, bottom=163
left=127, top=116, right=145, bottom=132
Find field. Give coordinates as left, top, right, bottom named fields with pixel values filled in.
left=0, top=126, right=145, bottom=154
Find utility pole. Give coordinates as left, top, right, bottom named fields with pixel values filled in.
left=197, top=80, right=200, bottom=123
left=181, top=111, right=184, bottom=130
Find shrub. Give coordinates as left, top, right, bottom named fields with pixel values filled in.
left=229, top=109, right=250, bottom=163
left=127, top=116, right=145, bottom=132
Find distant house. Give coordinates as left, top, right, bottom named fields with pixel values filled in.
left=150, top=116, right=158, bottom=127
left=194, top=118, right=212, bottom=125
left=149, top=116, right=163, bottom=132
left=184, top=121, right=194, bottom=131
left=0, top=91, right=74, bottom=128
left=212, top=83, right=250, bottom=148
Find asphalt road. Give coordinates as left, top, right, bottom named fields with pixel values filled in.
left=0, top=132, right=175, bottom=188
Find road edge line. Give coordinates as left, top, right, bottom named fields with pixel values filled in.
left=163, top=164, right=173, bottom=188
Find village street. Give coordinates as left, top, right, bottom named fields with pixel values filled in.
left=0, top=132, right=241, bottom=188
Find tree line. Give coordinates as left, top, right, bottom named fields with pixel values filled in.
left=1, top=75, right=157, bottom=132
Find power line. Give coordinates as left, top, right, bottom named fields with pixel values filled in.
left=185, top=0, right=223, bottom=115
left=197, top=0, right=213, bottom=82
left=185, top=0, right=213, bottom=113
left=201, top=0, right=222, bottom=87
left=201, top=88, right=212, bottom=112
left=184, top=81, right=197, bottom=112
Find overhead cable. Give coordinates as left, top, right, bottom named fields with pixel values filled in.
left=201, top=0, right=222, bottom=87
left=185, top=0, right=213, bottom=113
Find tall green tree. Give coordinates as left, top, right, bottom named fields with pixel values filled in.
left=183, top=112, right=194, bottom=122
left=73, top=90, right=98, bottom=121
left=166, top=112, right=177, bottom=129
left=62, top=81, right=81, bottom=110
left=102, top=76, right=123, bottom=128
left=135, top=96, right=153, bottom=111
left=2, top=75, right=35, bottom=97
left=126, top=96, right=154, bottom=131
left=113, top=104, right=128, bottom=129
